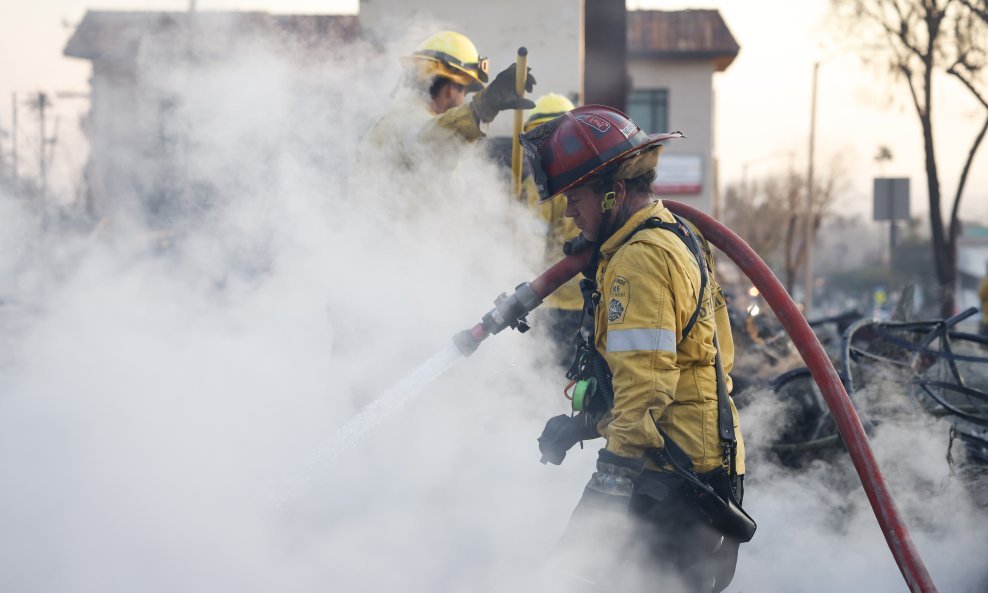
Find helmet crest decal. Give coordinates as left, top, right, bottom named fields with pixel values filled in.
left=575, top=113, right=611, bottom=134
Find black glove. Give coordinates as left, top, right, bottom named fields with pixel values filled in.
left=471, top=63, right=536, bottom=123
left=537, top=413, right=599, bottom=465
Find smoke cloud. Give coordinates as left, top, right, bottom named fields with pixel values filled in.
left=0, top=15, right=985, bottom=593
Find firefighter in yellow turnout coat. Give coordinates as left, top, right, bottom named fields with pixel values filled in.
left=523, top=106, right=750, bottom=593
left=593, top=202, right=745, bottom=473
left=357, top=31, right=535, bottom=174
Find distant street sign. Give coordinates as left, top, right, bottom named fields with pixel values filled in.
left=873, top=177, right=910, bottom=221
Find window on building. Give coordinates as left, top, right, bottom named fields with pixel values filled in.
left=627, top=89, right=668, bottom=133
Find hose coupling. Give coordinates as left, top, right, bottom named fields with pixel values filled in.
left=481, top=282, right=542, bottom=335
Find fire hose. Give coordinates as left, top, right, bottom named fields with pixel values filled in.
left=453, top=200, right=938, bottom=593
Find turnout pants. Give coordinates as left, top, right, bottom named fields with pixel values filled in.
left=550, top=469, right=745, bottom=593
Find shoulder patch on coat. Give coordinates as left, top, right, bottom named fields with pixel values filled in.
left=608, top=276, right=631, bottom=324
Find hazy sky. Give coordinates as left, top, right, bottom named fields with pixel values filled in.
left=1, top=0, right=985, bottom=218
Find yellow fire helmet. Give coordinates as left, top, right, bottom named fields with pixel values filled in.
left=524, top=93, right=576, bottom=132
left=402, top=31, right=489, bottom=92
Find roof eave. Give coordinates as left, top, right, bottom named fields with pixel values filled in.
left=629, top=49, right=740, bottom=72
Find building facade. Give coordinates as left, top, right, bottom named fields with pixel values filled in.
left=65, top=5, right=738, bottom=221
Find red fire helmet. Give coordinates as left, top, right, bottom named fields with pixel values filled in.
left=519, top=104, right=683, bottom=202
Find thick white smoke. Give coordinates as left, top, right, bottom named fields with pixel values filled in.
left=0, top=14, right=985, bottom=593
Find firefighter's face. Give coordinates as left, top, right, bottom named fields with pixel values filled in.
left=433, top=83, right=468, bottom=114
left=564, top=184, right=605, bottom=240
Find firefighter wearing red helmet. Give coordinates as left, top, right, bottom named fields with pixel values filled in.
left=357, top=31, right=536, bottom=171
left=523, top=105, right=750, bottom=592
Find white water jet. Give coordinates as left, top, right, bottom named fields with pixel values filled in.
left=280, top=341, right=464, bottom=502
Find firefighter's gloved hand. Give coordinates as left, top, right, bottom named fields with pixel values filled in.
left=579, top=449, right=645, bottom=513
left=538, top=413, right=600, bottom=465
left=471, top=63, right=536, bottom=123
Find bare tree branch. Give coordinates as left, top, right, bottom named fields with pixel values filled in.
left=948, top=112, right=988, bottom=240
left=830, top=0, right=986, bottom=315
left=947, top=63, right=988, bottom=108
left=900, top=63, right=927, bottom=115
left=957, top=0, right=987, bottom=23
left=867, top=0, right=928, bottom=59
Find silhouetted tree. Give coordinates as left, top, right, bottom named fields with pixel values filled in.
left=833, top=0, right=988, bottom=316
left=724, top=156, right=847, bottom=292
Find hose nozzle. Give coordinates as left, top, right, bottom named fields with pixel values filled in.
left=482, top=282, right=542, bottom=336
left=453, top=328, right=483, bottom=357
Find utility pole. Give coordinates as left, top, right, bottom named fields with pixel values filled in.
left=582, top=0, right=628, bottom=111
left=0, top=103, right=5, bottom=180
left=11, top=92, right=18, bottom=193
left=37, top=92, right=48, bottom=205
left=803, top=61, right=819, bottom=319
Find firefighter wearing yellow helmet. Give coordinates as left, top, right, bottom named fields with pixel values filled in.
left=520, top=94, right=583, bottom=359
left=358, top=31, right=535, bottom=171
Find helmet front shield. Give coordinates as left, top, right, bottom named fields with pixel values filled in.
left=520, top=115, right=566, bottom=202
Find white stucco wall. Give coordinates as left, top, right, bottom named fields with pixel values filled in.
left=87, top=59, right=146, bottom=219
left=629, top=58, right=715, bottom=214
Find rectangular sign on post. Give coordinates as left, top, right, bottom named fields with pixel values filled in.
left=653, top=154, right=703, bottom=195
left=873, top=177, right=910, bottom=221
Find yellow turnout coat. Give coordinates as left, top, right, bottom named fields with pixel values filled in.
left=594, top=201, right=746, bottom=475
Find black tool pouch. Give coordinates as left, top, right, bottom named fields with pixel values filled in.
left=648, top=437, right=757, bottom=544
left=692, top=469, right=757, bottom=543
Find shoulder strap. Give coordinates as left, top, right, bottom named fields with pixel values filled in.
left=636, top=215, right=738, bottom=468
left=630, top=216, right=708, bottom=345
left=676, top=219, right=737, bottom=448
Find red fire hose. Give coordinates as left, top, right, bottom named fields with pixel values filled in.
left=663, top=200, right=938, bottom=593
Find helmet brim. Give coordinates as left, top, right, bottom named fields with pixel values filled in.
left=404, top=51, right=487, bottom=91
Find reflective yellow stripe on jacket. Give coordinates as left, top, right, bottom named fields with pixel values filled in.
left=595, top=201, right=745, bottom=474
